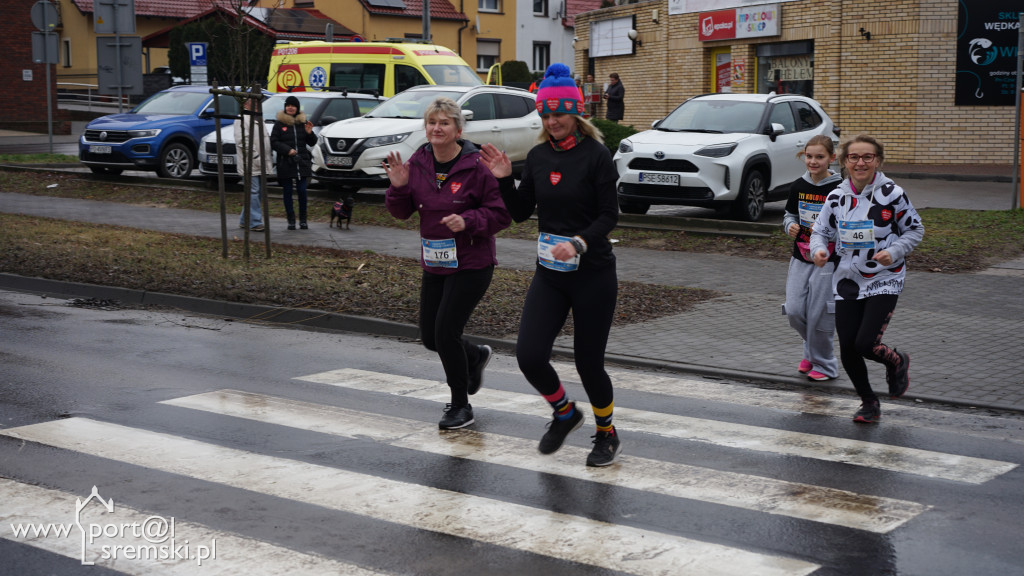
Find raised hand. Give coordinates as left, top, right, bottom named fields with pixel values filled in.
left=479, top=143, right=512, bottom=179
left=382, top=151, right=409, bottom=188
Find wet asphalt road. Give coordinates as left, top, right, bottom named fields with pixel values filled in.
left=2, top=289, right=1024, bottom=575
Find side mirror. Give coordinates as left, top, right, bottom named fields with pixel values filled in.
left=461, top=109, right=475, bottom=121
left=768, top=122, right=785, bottom=141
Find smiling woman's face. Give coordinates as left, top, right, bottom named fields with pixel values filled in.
left=543, top=113, right=576, bottom=141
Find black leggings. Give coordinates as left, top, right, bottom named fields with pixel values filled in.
left=420, top=266, right=493, bottom=405
left=516, top=263, right=617, bottom=409
left=834, top=294, right=901, bottom=402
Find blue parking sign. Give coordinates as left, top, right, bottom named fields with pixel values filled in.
left=187, top=42, right=207, bottom=66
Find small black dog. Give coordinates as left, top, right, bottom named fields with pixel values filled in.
left=330, top=196, right=354, bottom=229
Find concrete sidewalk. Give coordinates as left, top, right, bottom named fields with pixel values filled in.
left=2, top=191, right=1023, bottom=414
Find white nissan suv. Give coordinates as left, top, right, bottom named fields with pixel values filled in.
left=614, top=92, right=840, bottom=221
left=311, top=84, right=542, bottom=191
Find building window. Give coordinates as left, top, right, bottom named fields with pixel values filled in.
left=479, top=0, right=499, bottom=12
left=533, top=0, right=547, bottom=16
left=532, top=43, right=550, bottom=74
left=62, top=38, right=72, bottom=68
left=477, top=40, right=500, bottom=72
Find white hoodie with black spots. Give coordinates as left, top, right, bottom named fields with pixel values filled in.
left=809, top=171, right=924, bottom=301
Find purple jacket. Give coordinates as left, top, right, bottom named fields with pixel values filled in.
left=386, top=140, right=511, bottom=274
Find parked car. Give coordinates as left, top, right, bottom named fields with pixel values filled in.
left=613, top=92, right=840, bottom=221
left=311, top=84, right=541, bottom=191
left=198, top=90, right=385, bottom=181
left=79, top=85, right=265, bottom=179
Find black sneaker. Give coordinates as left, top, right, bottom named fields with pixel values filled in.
left=467, top=345, right=492, bottom=396
left=439, top=403, right=474, bottom=429
left=587, top=427, right=623, bottom=467
left=538, top=404, right=584, bottom=454
left=287, top=223, right=296, bottom=231
left=887, top=350, right=910, bottom=398
left=853, top=400, right=881, bottom=423
left=300, top=222, right=308, bottom=230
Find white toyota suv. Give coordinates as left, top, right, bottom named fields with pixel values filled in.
left=614, top=92, right=840, bottom=221
left=311, top=84, right=542, bottom=191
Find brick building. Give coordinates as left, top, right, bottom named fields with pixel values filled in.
left=574, top=0, right=1020, bottom=166
left=3, top=0, right=71, bottom=134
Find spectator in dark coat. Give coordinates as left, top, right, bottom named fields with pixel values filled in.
left=604, top=73, right=625, bottom=122
left=270, top=95, right=316, bottom=230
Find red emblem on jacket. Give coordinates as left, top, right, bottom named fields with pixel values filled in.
left=450, top=182, right=462, bottom=194
left=881, top=208, right=892, bottom=221
left=550, top=172, right=562, bottom=185
left=282, top=126, right=288, bottom=132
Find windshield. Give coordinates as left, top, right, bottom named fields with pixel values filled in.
left=366, top=89, right=462, bottom=119
left=659, top=99, right=766, bottom=133
left=132, top=91, right=211, bottom=115
left=423, top=65, right=483, bottom=87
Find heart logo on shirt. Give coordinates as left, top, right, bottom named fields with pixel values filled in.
left=451, top=182, right=462, bottom=194
left=550, top=172, right=562, bottom=185
left=881, top=208, right=892, bottom=222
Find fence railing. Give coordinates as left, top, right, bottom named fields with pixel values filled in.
left=56, top=83, right=128, bottom=111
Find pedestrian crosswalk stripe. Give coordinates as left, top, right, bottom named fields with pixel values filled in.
left=553, top=362, right=1024, bottom=446
left=0, top=478, right=392, bottom=575
left=162, top=389, right=929, bottom=533
left=297, top=369, right=1017, bottom=484
left=0, top=418, right=820, bottom=576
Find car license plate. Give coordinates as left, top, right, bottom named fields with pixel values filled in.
left=89, top=145, right=112, bottom=154
left=205, top=154, right=234, bottom=165
left=639, top=172, right=679, bottom=186
left=326, top=155, right=353, bottom=168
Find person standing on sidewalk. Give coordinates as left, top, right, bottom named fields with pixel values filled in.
left=270, top=95, right=316, bottom=230
left=479, top=63, right=622, bottom=467
left=603, top=73, right=624, bottom=123
left=383, top=97, right=511, bottom=430
left=782, top=135, right=842, bottom=382
left=235, top=97, right=272, bottom=232
left=810, top=134, right=924, bottom=423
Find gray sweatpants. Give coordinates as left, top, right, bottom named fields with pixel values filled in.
left=783, top=257, right=839, bottom=378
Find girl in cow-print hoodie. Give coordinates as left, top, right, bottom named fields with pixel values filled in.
left=809, top=134, right=924, bottom=424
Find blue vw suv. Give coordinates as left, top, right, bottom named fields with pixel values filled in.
left=79, top=85, right=258, bottom=179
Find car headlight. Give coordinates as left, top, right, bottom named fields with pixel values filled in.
left=127, top=129, right=161, bottom=139
left=618, top=139, right=633, bottom=154
left=695, top=143, right=737, bottom=158
left=364, top=133, right=411, bottom=148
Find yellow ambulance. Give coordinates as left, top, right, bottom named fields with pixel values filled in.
left=267, top=41, right=482, bottom=97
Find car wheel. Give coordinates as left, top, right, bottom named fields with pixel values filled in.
left=618, top=199, right=650, bottom=215
left=88, top=166, right=123, bottom=176
left=733, top=168, right=766, bottom=222
left=158, top=143, right=195, bottom=179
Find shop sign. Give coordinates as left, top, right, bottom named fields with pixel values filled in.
left=955, top=1, right=1020, bottom=106
left=698, top=4, right=779, bottom=41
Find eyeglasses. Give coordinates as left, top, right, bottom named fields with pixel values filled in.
left=846, top=153, right=877, bottom=164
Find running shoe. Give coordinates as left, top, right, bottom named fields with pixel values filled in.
left=439, top=404, right=474, bottom=429
left=467, top=344, right=492, bottom=396
left=798, top=359, right=813, bottom=374
left=806, top=370, right=833, bottom=381
left=852, top=400, right=881, bottom=423
left=586, top=427, right=623, bottom=467
left=538, top=404, right=584, bottom=454
left=887, top=350, right=910, bottom=398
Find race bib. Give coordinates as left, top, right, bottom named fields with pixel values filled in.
left=798, top=201, right=822, bottom=229
left=537, top=232, right=579, bottom=272
left=421, top=238, right=458, bottom=268
left=838, top=220, right=875, bottom=250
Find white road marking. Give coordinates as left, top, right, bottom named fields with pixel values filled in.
left=0, top=478, right=390, bottom=575
left=0, top=418, right=819, bottom=576
left=162, top=389, right=929, bottom=533
left=297, top=368, right=1018, bottom=484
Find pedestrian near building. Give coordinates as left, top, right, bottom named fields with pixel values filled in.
left=383, top=97, right=511, bottom=430
left=810, top=134, right=924, bottom=423
left=270, top=95, right=316, bottom=230
left=603, top=73, right=624, bottom=122
left=480, top=63, right=622, bottom=467
left=235, top=97, right=272, bottom=232
left=782, top=135, right=842, bottom=382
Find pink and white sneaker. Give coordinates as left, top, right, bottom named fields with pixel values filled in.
left=806, top=370, right=833, bottom=381
left=798, top=359, right=813, bottom=374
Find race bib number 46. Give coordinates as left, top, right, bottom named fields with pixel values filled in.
left=838, top=220, right=875, bottom=250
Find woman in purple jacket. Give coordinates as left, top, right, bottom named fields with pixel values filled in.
left=383, top=97, right=512, bottom=430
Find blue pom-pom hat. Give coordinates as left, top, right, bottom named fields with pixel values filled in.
left=535, top=63, right=584, bottom=116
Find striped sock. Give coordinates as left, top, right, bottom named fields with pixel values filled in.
left=543, top=386, right=575, bottom=420
left=593, top=401, right=614, bottom=433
